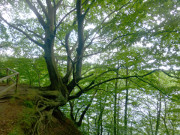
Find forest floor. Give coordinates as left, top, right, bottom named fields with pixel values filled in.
left=0, top=98, right=22, bottom=135
left=0, top=85, right=29, bottom=135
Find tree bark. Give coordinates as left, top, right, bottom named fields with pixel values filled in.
left=155, top=94, right=162, bottom=135
left=114, top=70, right=119, bottom=135
left=148, top=110, right=154, bottom=135
left=163, top=99, right=170, bottom=135
left=124, top=67, right=129, bottom=135
left=76, top=0, right=85, bottom=79
left=97, top=92, right=107, bottom=135
left=43, top=22, right=69, bottom=104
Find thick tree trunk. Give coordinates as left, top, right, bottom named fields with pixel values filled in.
left=42, top=25, right=69, bottom=105
left=43, top=1, right=67, bottom=93
left=43, top=43, right=68, bottom=104
left=42, top=3, right=69, bottom=101
left=44, top=46, right=59, bottom=90
left=76, top=0, right=85, bottom=79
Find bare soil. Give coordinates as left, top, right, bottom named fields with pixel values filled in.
left=0, top=85, right=29, bottom=135
left=0, top=99, right=22, bottom=135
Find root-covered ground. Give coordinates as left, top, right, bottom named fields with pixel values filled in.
left=0, top=85, right=81, bottom=135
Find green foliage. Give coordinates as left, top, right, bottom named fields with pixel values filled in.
left=0, top=56, right=50, bottom=87
left=0, top=22, right=9, bottom=40
left=23, top=100, right=34, bottom=108
left=8, top=126, right=24, bottom=135
left=0, top=0, right=179, bottom=134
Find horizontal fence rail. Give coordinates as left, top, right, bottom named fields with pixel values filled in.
left=0, top=68, right=19, bottom=96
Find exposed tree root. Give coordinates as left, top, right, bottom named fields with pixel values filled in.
left=24, top=90, right=81, bottom=135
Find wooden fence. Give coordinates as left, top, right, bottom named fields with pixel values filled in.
left=0, top=68, right=19, bottom=94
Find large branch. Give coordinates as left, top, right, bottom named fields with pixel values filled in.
left=46, top=0, right=55, bottom=24
left=86, top=69, right=179, bottom=91
left=55, top=0, right=63, bottom=10
left=27, top=29, right=44, bottom=41
left=56, top=8, right=76, bottom=29
left=69, top=69, right=179, bottom=100
left=84, top=33, right=135, bottom=58
left=0, top=15, right=44, bottom=48
left=101, top=0, right=131, bottom=25
left=83, top=0, right=95, bottom=17
left=37, top=0, right=48, bottom=19
left=76, top=90, right=97, bottom=126
left=84, top=0, right=132, bottom=49
left=106, top=33, right=134, bottom=48
left=84, top=6, right=140, bottom=52
left=68, top=91, right=83, bottom=101
left=71, top=0, right=131, bottom=87
left=62, top=32, right=73, bottom=83
left=25, top=0, right=46, bottom=29
left=75, top=0, right=86, bottom=80
left=58, top=21, right=77, bottom=84
left=136, top=77, right=169, bottom=98
left=46, top=0, right=53, bottom=13
left=161, top=70, right=180, bottom=79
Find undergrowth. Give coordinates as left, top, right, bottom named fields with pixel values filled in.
left=8, top=99, right=37, bottom=135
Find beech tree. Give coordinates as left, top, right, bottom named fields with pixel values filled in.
left=0, top=0, right=179, bottom=134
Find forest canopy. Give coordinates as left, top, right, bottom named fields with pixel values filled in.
left=0, top=0, right=180, bottom=135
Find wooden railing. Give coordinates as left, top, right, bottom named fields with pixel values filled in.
left=0, top=68, right=19, bottom=94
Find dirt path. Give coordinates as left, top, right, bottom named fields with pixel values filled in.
left=0, top=99, right=22, bottom=135
left=0, top=85, right=29, bottom=135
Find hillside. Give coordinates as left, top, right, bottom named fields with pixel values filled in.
left=0, top=85, right=81, bottom=135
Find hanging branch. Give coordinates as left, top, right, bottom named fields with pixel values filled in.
left=0, top=15, right=44, bottom=48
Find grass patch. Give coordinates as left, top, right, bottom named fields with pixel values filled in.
left=8, top=126, right=24, bottom=135
left=23, top=100, right=34, bottom=108
left=19, top=102, right=37, bottom=134
left=9, top=98, right=38, bottom=135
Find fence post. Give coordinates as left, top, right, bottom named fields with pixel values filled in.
left=15, top=73, right=19, bottom=93
left=6, top=68, right=9, bottom=85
